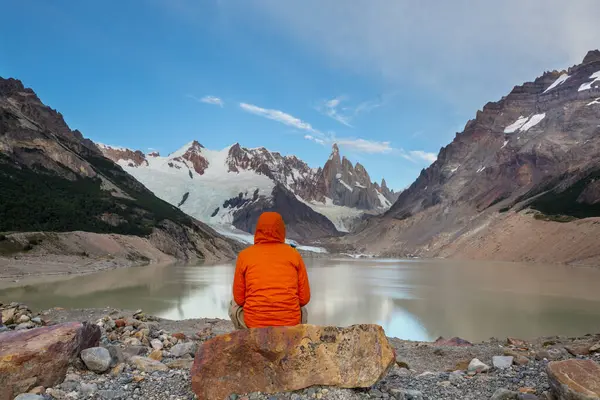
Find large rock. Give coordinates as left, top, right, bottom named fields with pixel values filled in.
left=81, top=347, right=112, bottom=373
left=547, top=359, right=600, bottom=400
left=191, top=324, right=395, bottom=400
left=0, top=321, right=100, bottom=400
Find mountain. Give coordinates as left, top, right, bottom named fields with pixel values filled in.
left=98, top=142, right=398, bottom=239
left=339, top=50, right=600, bottom=265
left=0, top=77, right=238, bottom=261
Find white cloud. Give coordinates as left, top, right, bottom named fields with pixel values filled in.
left=200, top=95, right=224, bottom=107
left=408, top=150, right=437, bottom=163
left=240, top=102, right=320, bottom=134
left=187, top=94, right=224, bottom=107
left=304, top=134, right=325, bottom=145
left=336, top=138, right=392, bottom=154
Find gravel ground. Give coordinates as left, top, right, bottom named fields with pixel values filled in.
left=5, top=304, right=600, bottom=400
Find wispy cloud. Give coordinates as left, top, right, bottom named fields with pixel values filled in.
left=316, top=95, right=388, bottom=127
left=316, top=96, right=353, bottom=127
left=240, top=102, right=320, bottom=134
left=187, top=94, right=224, bottom=107
left=336, top=138, right=392, bottom=154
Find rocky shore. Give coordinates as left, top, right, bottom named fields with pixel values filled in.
left=1, top=302, right=599, bottom=400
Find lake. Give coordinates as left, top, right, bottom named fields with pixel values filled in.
left=1, top=258, right=600, bottom=341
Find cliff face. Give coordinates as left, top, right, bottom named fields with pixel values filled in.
left=337, top=50, right=600, bottom=265
left=0, top=77, right=239, bottom=261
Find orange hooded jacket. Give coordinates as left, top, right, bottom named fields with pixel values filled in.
left=232, top=212, right=311, bottom=328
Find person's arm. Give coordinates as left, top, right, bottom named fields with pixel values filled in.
left=232, top=254, right=246, bottom=306
left=297, top=253, right=311, bottom=307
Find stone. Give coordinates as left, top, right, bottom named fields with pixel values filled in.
left=1, top=307, right=16, bottom=324
left=433, top=336, right=473, bottom=347
left=565, top=344, right=592, bottom=356
left=14, top=395, right=44, bottom=400
left=170, top=342, right=197, bottom=357
left=149, top=349, right=163, bottom=361
left=123, top=337, right=142, bottom=346
left=547, top=359, right=600, bottom=400
left=150, top=339, right=163, bottom=351
left=115, top=319, right=126, bottom=328
left=172, top=332, right=187, bottom=340
left=81, top=347, right=112, bottom=373
left=31, top=317, right=42, bottom=324
left=123, top=345, right=147, bottom=359
left=590, top=343, right=600, bottom=353
left=104, top=345, right=124, bottom=367
left=537, top=348, right=566, bottom=361
left=18, top=314, right=31, bottom=323
left=507, top=338, right=528, bottom=347
left=493, top=356, right=514, bottom=369
left=491, top=388, right=518, bottom=400
left=191, top=324, right=395, bottom=400
left=15, top=322, right=35, bottom=330
left=166, top=359, right=194, bottom=370
left=467, top=358, right=490, bottom=375
left=110, top=363, right=125, bottom=377
left=129, top=356, right=168, bottom=372
left=0, top=321, right=100, bottom=400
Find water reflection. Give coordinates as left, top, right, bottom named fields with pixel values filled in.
left=1, top=258, right=600, bottom=341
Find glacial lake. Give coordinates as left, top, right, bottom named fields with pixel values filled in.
left=2, top=258, right=600, bottom=341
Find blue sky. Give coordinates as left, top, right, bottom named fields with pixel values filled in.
left=1, top=1, right=599, bottom=190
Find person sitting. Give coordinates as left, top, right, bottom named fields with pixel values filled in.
left=228, top=212, right=310, bottom=329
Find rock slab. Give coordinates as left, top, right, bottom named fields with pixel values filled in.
left=191, top=324, right=395, bottom=400
left=0, top=321, right=100, bottom=400
left=547, top=359, right=600, bottom=400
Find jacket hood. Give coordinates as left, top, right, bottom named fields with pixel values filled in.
left=254, top=212, right=286, bottom=244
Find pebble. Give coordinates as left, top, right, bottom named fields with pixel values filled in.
left=493, top=356, right=514, bottom=370
left=169, top=342, right=197, bottom=357
left=81, top=347, right=112, bottom=373
left=468, top=358, right=490, bottom=375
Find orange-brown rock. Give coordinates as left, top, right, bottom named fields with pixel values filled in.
left=547, top=359, right=600, bottom=400
left=191, top=324, right=395, bottom=400
left=0, top=321, right=100, bottom=400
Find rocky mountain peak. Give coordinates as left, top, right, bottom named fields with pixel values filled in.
left=582, top=49, right=600, bottom=65
left=96, top=144, right=148, bottom=168
left=148, top=151, right=160, bottom=157
left=178, top=141, right=208, bottom=175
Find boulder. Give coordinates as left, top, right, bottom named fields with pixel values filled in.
left=467, top=358, right=490, bottom=375
left=491, top=388, right=519, bottom=400
left=0, top=321, right=100, bottom=400
left=81, top=347, right=112, bottom=373
left=547, top=359, right=600, bottom=400
left=191, top=324, right=395, bottom=400
left=170, top=342, right=197, bottom=358
left=565, top=344, right=592, bottom=357
left=433, top=336, right=473, bottom=347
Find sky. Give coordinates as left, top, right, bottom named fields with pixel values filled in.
left=1, top=1, right=600, bottom=190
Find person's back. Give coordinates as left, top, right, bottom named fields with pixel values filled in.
left=230, top=212, right=310, bottom=328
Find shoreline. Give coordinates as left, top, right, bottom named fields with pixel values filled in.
left=2, top=303, right=600, bottom=400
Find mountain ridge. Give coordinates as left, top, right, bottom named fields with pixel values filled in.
left=335, top=49, right=600, bottom=265
left=98, top=139, right=399, bottom=237
left=0, top=76, right=239, bottom=262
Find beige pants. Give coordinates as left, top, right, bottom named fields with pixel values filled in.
left=228, top=300, right=308, bottom=330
